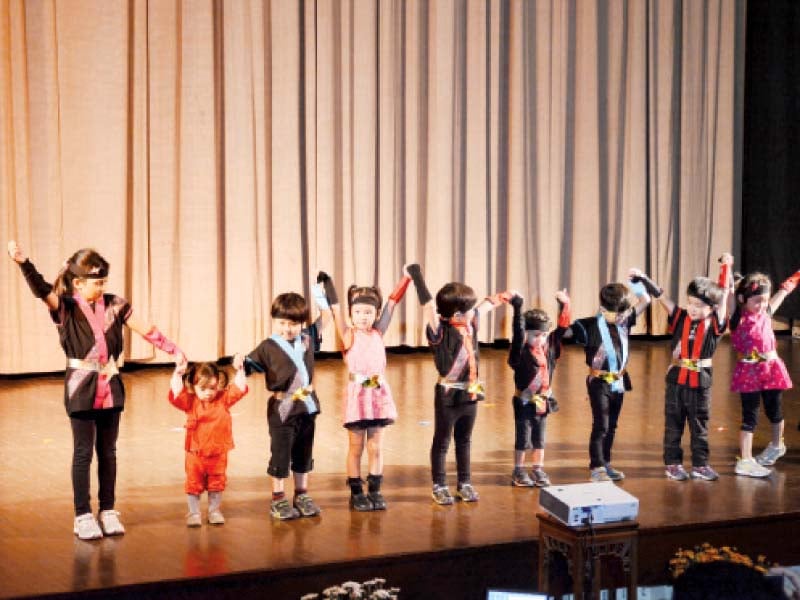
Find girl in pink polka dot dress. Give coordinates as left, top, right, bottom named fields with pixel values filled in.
left=730, top=268, right=800, bottom=478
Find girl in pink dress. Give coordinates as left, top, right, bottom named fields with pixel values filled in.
left=730, top=268, right=800, bottom=477
left=317, top=270, right=411, bottom=511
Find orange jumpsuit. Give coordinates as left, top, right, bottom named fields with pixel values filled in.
left=168, top=383, right=247, bottom=495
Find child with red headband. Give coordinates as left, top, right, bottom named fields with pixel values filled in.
left=7, top=240, right=184, bottom=540
left=729, top=265, right=800, bottom=478
left=317, top=268, right=412, bottom=511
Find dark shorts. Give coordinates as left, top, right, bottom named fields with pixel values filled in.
left=267, top=412, right=316, bottom=478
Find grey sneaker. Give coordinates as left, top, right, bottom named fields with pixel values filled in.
left=590, top=467, right=611, bottom=482
left=735, top=457, right=771, bottom=478
left=98, top=510, right=125, bottom=536
left=293, top=493, right=321, bottom=517
left=431, top=485, right=454, bottom=505
left=455, top=483, right=479, bottom=502
left=604, top=465, right=625, bottom=481
left=532, top=468, right=551, bottom=487
left=690, top=465, right=719, bottom=481
left=665, top=464, right=690, bottom=481
left=186, top=512, right=202, bottom=527
left=270, top=498, right=301, bottom=520
left=511, top=469, right=535, bottom=487
left=756, top=441, right=787, bottom=466
left=74, top=513, right=103, bottom=540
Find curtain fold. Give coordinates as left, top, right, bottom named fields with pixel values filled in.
left=0, top=0, right=745, bottom=374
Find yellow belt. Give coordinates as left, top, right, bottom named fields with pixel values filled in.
left=349, top=373, right=383, bottom=388
left=515, top=389, right=550, bottom=412
left=274, top=385, right=314, bottom=401
left=437, top=377, right=485, bottom=396
left=67, top=357, right=119, bottom=377
left=671, top=358, right=713, bottom=372
left=589, top=368, right=626, bottom=384
left=737, top=350, right=778, bottom=364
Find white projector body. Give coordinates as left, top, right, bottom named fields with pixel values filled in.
left=538, top=482, right=639, bottom=526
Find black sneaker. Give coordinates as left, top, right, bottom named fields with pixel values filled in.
left=350, top=492, right=373, bottom=512
left=368, top=491, right=387, bottom=510
left=293, top=493, right=321, bottom=517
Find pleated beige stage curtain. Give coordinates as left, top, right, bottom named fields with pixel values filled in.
left=0, top=0, right=744, bottom=375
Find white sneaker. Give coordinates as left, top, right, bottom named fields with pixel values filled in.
left=98, top=510, right=126, bottom=536
left=207, top=510, right=225, bottom=525
left=186, top=512, right=202, bottom=527
left=74, top=513, right=103, bottom=540
left=735, top=457, right=771, bottom=478
left=755, top=441, right=787, bottom=466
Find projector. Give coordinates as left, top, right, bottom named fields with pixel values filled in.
left=538, top=482, right=639, bottom=527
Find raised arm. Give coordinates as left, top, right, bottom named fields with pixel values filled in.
left=406, top=264, right=438, bottom=331
left=7, top=241, right=59, bottom=311
left=716, top=253, right=734, bottom=322
left=629, top=268, right=670, bottom=313
left=309, top=281, right=334, bottom=331
left=374, top=270, right=412, bottom=335
left=770, top=267, right=800, bottom=314
left=316, top=271, right=351, bottom=349
left=476, top=290, right=513, bottom=316
left=507, top=293, right=525, bottom=367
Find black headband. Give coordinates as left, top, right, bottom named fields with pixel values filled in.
left=68, top=263, right=108, bottom=279
left=350, top=295, right=381, bottom=310
left=690, top=292, right=717, bottom=307
left=742, top=281, right=769, bottom=299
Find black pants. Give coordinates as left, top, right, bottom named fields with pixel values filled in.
left=663, top=383, right=711, bottom=467
left=267, top=412, right=316, bottom=478
left=430, top=388, right=477, bottom=486
left=740, top=389, right=783, bottom=432
left=587, top=379, right=624, bottom=469
left=70, top=410, right=121, bottom=516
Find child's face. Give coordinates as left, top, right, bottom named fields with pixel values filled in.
left=350, top=303, right=377, bottom=330
left=686, top=296, right=713, bottom=321
left=194, top=376, right=219, bottom=401
left=743, top=293, right=770, bottom=314
left=526, top=330, right=549, bottom=348
left=274, top=318, right=303, bottom=341
left=74, top=277, right=107, bottom=302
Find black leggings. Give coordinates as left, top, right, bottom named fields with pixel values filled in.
left=430, top=388, right=477, bottom=486
left=740, top=389, right=783, bottom=432
left=70, top=410, right=121, bottom=516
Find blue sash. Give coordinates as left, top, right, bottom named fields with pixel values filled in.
left=269, top=334, right=317, bottom=414
left=597, top=314, right=627, bottom=393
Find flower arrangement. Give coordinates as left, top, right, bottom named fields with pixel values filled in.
left=669, top=543, right=773, bottom=579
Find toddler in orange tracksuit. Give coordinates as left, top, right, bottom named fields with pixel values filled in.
left=169, top=360, right=248, bottom=527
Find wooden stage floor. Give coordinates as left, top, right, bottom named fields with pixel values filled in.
left=2, top=337, right=800, bottom=599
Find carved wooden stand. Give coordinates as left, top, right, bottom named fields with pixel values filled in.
left=537, top=512, right=638, bottom=599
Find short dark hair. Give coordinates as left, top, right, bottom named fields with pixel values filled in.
left=673, top=561, right=778, bottom=600
left=271, top=292, right=309, bottom=323
left=436, top=282, right=477, bottom=318
left=523, top=308, right=552, bottom=331
left=687, top=276, right=724, bottom=306
left=599, top=283, right=631, bottom=312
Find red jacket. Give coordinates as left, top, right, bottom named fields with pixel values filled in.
left=168, top=383, right=247, bottom=457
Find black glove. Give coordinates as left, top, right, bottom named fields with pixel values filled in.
left=19, top=260, right=53, bottom=299
left=405, top=264, right=432, bottom=305
left=316, top=271, right=339, bottom=305
left=629, top=273, right=662, bottom=298
left=510, top=295, right=524, bottom=310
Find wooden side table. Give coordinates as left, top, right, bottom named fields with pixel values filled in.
left=537, top=512, right=638, bottom=600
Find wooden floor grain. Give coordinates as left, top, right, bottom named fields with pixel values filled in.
left=1, top=338, right=799, bottom=598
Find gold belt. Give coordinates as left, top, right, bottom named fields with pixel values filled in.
left=671, top=358, right=713, bottom=372
left=438, top=377, right=485, bottom=396
left=737, top=350, right=778, bottom=364
left=349, top=373, right=383, bottom=388
left=67, top=357, right=119, bottom=377
left=589, top=368, right=626, bottom=384
left=515, top=388, right=550, bottom=411
left=274, top=385, right=314, bottom=401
